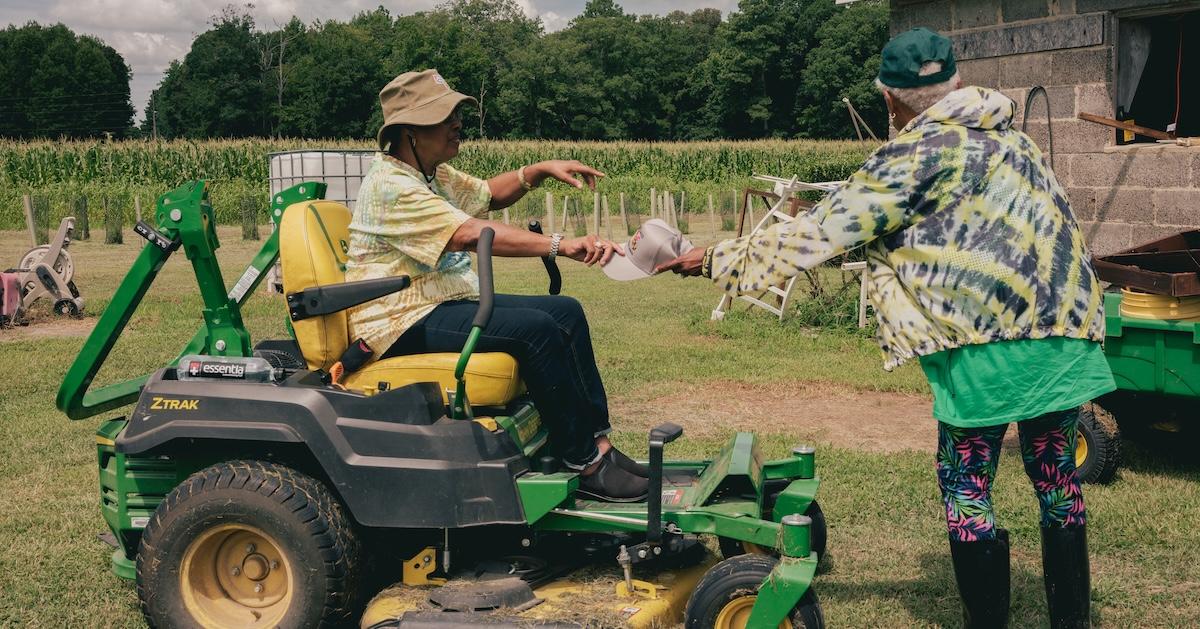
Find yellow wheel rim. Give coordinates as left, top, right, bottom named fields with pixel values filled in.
left=714, top=596, right=792, bottom=629
left=180, top=524, right=294, bottom=628
left=1075, top=430, right=1089, bottom=470
left=742, top=541, right=771, bottom=555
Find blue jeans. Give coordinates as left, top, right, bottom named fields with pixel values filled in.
left=384, top=294, right=610, bottom=468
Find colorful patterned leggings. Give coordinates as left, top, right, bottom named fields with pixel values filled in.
left=937, top=408, right=1087, bottom=542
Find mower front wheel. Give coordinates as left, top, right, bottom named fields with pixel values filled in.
left=685, top=554, right=823, bottom=628
left=719, top=500, right=827, bottom=562
left=137, top=460, right=361, bottom=629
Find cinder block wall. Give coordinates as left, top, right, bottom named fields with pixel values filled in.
left=891, top=0, right=1200, bottom=254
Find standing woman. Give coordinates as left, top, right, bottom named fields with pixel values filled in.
left=656, top=28, right=1112, bottom=628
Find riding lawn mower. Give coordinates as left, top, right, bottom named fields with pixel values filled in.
left=57, top=180, right=827, bottom=628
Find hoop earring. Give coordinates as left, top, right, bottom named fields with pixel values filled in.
left=888, top=112, right=896, bottom=124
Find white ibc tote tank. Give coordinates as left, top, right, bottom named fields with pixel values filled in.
left=268, top=150, right=376, bottom=210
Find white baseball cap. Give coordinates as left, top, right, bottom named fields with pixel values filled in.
left=602, top=219, right=695, bottom=281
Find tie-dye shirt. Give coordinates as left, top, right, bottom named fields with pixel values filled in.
left=710, top=87, right=1105, bottom=371
left=345, top=154, right=491, bottom=354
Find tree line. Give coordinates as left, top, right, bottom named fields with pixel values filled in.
left=2, top=0, right=890, bottom=142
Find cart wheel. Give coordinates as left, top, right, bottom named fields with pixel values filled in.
left=53, top=299, right=79, bottom=317
left=719, top=501, right=827, bottom=562
left=1076, top=403, right=1121, bottom=485
left=685, top=554, right=823, bottom=629
left=137, top=460, right=361, bottom=629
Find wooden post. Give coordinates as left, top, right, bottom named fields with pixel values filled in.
left=545, top=192, right=555, bottom=233
left=708, top=193, right=716, bottom=239
left=620, top=193, right=629, bottom=236
left=649, top=187, right=656, bottom=219
left=240, top=196, right=260, bottom=240
left=602, top=195, right=613, bottom=239
left=502, top=208, right=510, bottom=225
left=561, top=196, right=570, bottom=234
left=76, top=196, right=90, bottom=240
left=22, top=194, right=38, bottom=247
left=593, top=192, right=600, bottom=236
left=134, top=196, right=143, bottom=222
left=104, top=197, right=123, bottom=245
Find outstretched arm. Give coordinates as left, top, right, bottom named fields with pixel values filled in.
left=487, top=160, right=606, bottom=210
left=447, top=217, right=623, bottom=267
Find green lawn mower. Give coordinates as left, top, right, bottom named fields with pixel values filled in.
left=58, top=181, right=827, bottom=628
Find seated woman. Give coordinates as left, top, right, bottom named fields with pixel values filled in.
left=345, top=69, right=647, bottom=502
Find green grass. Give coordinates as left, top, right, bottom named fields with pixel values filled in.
left=1, top=227, right=1198, bottom=627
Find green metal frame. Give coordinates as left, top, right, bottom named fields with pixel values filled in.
left=56, top=181, right=324, bottom=420
left=514, top=430, right=822, bottom=624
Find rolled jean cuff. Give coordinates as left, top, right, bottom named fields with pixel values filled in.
left=593, top=427, right=612, bottom=438
left=563, top=447, right=603, bottom=471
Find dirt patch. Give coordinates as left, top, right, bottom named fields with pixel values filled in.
left=613, top=380, right=944, bottom=453
left=0, top=316, right=95, bottom=342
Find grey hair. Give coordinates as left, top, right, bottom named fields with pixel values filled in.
left=875, top=61, right=961, bottom=114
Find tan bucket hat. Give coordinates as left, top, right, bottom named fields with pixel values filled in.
left=376, top=69, right=477, bottom=150
left=602, top=219, right=695, bottom=281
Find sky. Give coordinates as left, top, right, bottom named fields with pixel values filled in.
left=0, top=0, right=739, bottom=124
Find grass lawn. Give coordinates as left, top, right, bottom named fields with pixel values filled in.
left=1, top=225, right=1198, bottom=627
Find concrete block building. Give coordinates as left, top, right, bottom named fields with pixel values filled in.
left=890, top=0, right=1200, bottom=253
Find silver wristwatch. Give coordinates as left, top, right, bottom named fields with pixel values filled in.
left=549, top=232, right=563, bottom=259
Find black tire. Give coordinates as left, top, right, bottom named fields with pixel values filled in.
left=137, top=460, right=361, bottom=629
left=1076, top=403, right=1121, bottom=485
left=719, top=501, right=827, bottom=562
left=53, top=298, right=79, bottom=317
left=685, top=554, right=823, bottom=628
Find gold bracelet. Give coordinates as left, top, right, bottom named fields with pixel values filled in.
left=517, top=165, right=535, bottom=191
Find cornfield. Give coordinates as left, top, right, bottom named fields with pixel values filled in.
left=0, top=139, right=876, bottom=230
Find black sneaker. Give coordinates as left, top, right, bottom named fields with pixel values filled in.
left=577, top=456, right=648, bottom=502
left=606, top=448, right=649, bottom=478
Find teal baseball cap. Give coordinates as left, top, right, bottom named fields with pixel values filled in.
left=877, top=27, right=957, bottom=89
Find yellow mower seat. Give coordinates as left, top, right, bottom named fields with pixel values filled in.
left=279, top=199, right=522, bottom=407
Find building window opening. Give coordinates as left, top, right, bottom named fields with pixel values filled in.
left=1117, top=11, right=1198, bottom=143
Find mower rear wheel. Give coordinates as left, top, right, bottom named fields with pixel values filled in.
left=1076, top=402, right=1121, bottom=484
left=719, top=500, right=827, bottom=561
left=685, top=554, right=823, bottom=629
left=137, top=460, right=361, bottom=629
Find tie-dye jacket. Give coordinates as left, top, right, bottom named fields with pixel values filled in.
left=710, top=87, right=1105, bottom=371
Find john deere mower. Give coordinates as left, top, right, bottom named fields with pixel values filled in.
left=58, top=181, right=827, bottom=628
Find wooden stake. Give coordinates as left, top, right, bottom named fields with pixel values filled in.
left=708, top=193, right=716, bottom=238
left=620, top=193, right=629, bottom=236
left=602, top=195, right=613, bottom=239
left=134, top=196, right=143, bottom=222
left=593, top=192, right=600, bottom=236
left=649, top=187, right=656, bottom=219
left=22, top=194, right=37, bottom=247
left=561, top=196, right=570, bottom=234
left=502, top=207, right=510, bottom=225
left=545, top=192, right=555, bottom=233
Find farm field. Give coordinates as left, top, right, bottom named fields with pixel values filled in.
left=0, top=139, right=876, bottom=231
left=1, top=221, right=1199, bottom=627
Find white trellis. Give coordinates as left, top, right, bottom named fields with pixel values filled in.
left=711, top=174, right=842, bottom=322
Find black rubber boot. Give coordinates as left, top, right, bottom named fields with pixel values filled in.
left=577, top=455, right=648, bottom=502
left=605, top=447, right=649, bottom=477
left=948, top=528, right=1010, bottom=629
left=1041, top=525, right=1090, bottom=629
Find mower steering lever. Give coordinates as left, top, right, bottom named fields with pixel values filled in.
left=527, top=221, right=562, bottom=295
